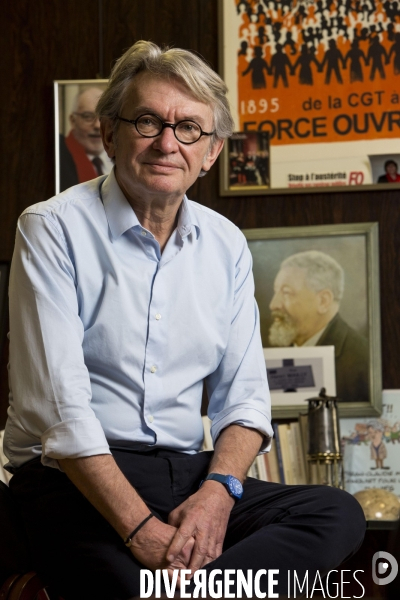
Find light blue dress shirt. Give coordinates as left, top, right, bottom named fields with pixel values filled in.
left=4, top=170, right=272, bottom=470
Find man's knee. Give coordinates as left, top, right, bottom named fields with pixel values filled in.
left=314, top=486, right=366, bottom=557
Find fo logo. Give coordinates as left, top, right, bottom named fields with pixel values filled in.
left=372, top=551, right=398, bottom=585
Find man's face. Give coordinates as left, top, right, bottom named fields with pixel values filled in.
left=269, top=266, right=320, bottom=346
left=70, top=88, right=103, bottom=155
left=386, top=162, right=398, bottom=176
left=101, top=72, right=223, bottom=205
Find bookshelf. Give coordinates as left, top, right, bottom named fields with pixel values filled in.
left=201, top=415, right=309, bottom=485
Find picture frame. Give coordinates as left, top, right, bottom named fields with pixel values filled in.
left=340, top=389, right=400, bottom=499
left=220, top=130, right=270, bottom=195
left=219, top=0, right=400, bottom=195
left=243, top=222, right=381, bottom=418
left=0, top=263, right=9, bottom=358
left=263, top=346, right=336, bottom=418
left=54, top=79, right=109, bottom=195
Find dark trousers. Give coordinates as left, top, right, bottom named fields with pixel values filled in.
left=9, top=449, right=366, bottom=600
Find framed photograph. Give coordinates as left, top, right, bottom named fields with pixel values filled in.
left=54, top=79, right=110, bottom=194
left=243, top=222, right=381, bottom=418
left=264, top=346, right=336, bottom=418
left=221, top=131, right=270, bottom=194
left=219, top=0, right=400, bottom=194
left=0, top=263, right=9, bottom=357
left=341, top=390, right=400, bottom=499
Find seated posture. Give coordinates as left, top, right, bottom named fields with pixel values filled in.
left=4, top=41, right=365, bottom=600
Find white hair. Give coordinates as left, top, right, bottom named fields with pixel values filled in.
left=281, top=250, right=344, bottom=302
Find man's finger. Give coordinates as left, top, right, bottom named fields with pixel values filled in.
left=187, top=534, right=214, bottom=572
left=167, top=527, right=195, bottom=562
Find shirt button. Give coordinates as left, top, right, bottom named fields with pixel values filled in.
left=150, top=365, right=157, bottom=373
left=141, top=230, right=147, bottom=236
left=155, top=313, right=161, bottom=320
left=148, top=415, right=154, bottom=423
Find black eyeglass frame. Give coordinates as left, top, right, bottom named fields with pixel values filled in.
left=117, top=114, right=215, bottom=145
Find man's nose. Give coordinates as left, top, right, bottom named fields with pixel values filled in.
left=269, top=292, right=282, bottom=311
left=152, top=126, right=179, bottom=152
left=93, top=117, right=101, bottom=129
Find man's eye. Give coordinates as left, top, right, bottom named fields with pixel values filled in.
left=179, top=122, right=199, bottom=132
left=138, top=116, right=158, bottom=126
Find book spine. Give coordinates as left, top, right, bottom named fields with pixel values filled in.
left=266, top=441, right=281, bottom=483
left=279, top=424, right=293, bottom=484
left=291, top=422, right=308, bottom=485
left=273, top=423, right=285, bottom=484
left=255, top=455, right=268, bottom=481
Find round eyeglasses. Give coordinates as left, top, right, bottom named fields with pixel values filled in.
left=73, top=111, right=98, bottom=123
left=117, top=113, right=215, bottom=145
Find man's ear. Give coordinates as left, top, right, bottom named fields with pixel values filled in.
left=317, top=289, right=335, bottom=314
left=101, top=118, right=116, bottom=160
left=201, top=139, right=225, bottom=174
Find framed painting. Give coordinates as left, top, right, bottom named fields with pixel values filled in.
left=243, top=222, right=381, bottom=418
left=54, top=79, right=110, bottom=194
left=219, top=0, right=400, bottom=194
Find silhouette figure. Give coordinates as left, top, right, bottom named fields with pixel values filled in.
left=271, top=44, right=293, bottom=87
left=320, top=39, right=345, bottom=84
left=367, top=35, right=388, bottom=79
left=388, top=32, right=400, bottom=74
left=293, top=44, right=321, bottom=84
left=283, top=31, right=297, bottom=55
left=256, top=2, right=267, bottom=23
left=237, top=0, right=250, bottom=15
left=238, top=40, right=249, bottom=57
left=344, top=38, right=367, bottom=82
left=257, top=26, right=268, bottom=45
left=242, top=46, right=270, bottom=88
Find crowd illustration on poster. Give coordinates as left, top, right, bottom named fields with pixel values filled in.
left=237, top=0, right=400, bottom=90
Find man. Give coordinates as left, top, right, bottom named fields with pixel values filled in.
left=4, top=42, right=365, bottom=600
left=269, top=250, right=369, bottom=402
left=59, top=86, right=113, bottom=191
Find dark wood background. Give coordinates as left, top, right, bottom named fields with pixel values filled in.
left=1, top=0, right=400, bottom=428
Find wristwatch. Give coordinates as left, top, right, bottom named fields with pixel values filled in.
left=200, top=473, right=243, bottom=500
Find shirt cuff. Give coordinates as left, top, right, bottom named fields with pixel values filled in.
left=210, top=405, right=274, bottom=454
left=41, top=417, right=111, bottom=468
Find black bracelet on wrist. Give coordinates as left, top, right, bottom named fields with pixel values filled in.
left=124, top=513, right=154, bottom=547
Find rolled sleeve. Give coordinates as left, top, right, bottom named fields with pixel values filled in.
left=42, top=417, right=110, bottom=467
left=206, top=231, right=274, bottom=452
left=6, top=210, right=110, bottom=468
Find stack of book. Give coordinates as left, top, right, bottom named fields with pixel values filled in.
left=201, top=415, right=309, bottom=485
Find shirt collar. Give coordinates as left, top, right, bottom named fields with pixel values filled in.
left=100, top=168, right=200, bottom=240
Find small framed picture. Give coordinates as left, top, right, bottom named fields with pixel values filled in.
left=341, top=390, right=400, bottom=499
left=220, top=131, right=270, bottom=195
left=264, top=346, right=336, bottom=418
left=54, top=79, right=110, bottom=194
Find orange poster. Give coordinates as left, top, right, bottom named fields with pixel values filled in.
left=221, top=0, right=400, bottom=190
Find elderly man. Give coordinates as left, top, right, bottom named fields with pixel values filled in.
left=269, top=250, right=369, bottom=402
left=4, top=42, right=365, bottom=600
left=59, top=86, right=113, bottom=191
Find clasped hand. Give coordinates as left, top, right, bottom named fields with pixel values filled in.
left=130, top=484, right=234, bottom=585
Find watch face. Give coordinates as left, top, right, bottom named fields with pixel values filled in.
left=228, top=476, right=243, bottom=498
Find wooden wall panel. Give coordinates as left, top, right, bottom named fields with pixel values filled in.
left=1, top=0, right=399, bottom=428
